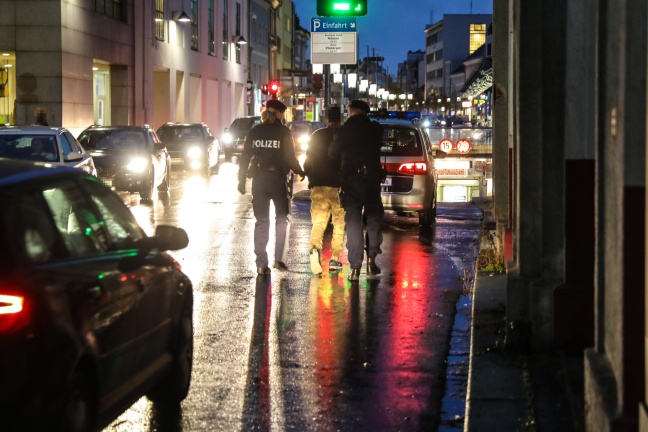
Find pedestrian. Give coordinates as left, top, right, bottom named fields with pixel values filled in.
left=328, top=100, right=384, bottom=282
left=303, top=105, right=345, bottom=276
left=238, top=99, right=305, bottom=275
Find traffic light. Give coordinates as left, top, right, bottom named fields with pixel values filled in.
left=317, top=0, right=367, bottom=17
left=269, top=81, right=280, bottom=98
left=261, top=83, right=269, bottom=95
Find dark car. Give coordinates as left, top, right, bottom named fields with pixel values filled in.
left=0, top=159, right=193, bottom=431
left=375, top=119, right=440, bottom=226
left=220, top=116, right=261, bottom=160
left=156, top=122, right=220, bottom=174
left=286, top=120, right=325, bottom=153
left=0, top=125, right=96, bottom=176
left=77, top=125, right=170, bottom=200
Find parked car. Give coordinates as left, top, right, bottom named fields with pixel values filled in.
left=220, top=116, right=261, bottom=160
left=374, top=118, right=441, bottom=226
left=0, top=125, right=96, bottom=176
left=418, top=115, right=438, bottom=128
left=156, top=122, right=220, bottom=174
left=77, top=125, right=170, bottom=200
left=0, top=159, right=193, bottom=431
left=286, top=120, right=325, bottom=153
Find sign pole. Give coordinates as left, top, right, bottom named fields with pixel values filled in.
left=324, top=63, right=330, bottom=111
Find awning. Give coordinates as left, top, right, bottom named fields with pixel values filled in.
left=460, top=59, right=492, bottom=98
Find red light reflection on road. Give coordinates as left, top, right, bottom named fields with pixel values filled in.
left=377, top=236, right=436, bottom=423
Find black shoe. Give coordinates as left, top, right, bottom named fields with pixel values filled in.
left=329, top=259, right=342, bottom=272
left=367, top=257, right=381, bottom=276
left=348, top=268, right=361, bottom=281
left=273, top=261, right=288, bottom=271
left=257, top=267, right=271, bottom=275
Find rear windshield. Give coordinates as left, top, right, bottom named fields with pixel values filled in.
left=157, top=126, right=204, bottom=143
left=0, top=134, right=59, bottom=162
left=380, top=127, right=422, bottom=157
left=229, top=118, right=261, bottom=132
left=78, top=130, right=147, bottom=151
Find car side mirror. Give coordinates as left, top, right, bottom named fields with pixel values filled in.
left=65, top=152, right=83, bottom=162
left=153, top=142, right=166, bottom=152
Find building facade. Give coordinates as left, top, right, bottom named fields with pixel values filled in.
left=424, top=14, right=492, bottom=111
left=491, top=0, right=647, bottom=430
left=0, top=0, right=254, bottom=137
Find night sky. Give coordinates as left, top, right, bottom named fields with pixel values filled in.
left=292, top=0, right=493, bottom=76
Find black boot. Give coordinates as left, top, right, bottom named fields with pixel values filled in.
left=348, top=268, right=361, bottom=281
left=367, top=256, right=381, bottom=276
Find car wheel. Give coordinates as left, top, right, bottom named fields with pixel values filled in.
left=140, top=171, right=154, bottom=199
left=57, top=370, right=96, bottom=432
left=147, top=294, right=193, bottom=406
left=419, top=201, right=437, bottom=226
left=158, top=164, right=170, bottom=191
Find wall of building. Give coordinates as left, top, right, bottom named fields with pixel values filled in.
left=494, top=0, right=647, bottom=429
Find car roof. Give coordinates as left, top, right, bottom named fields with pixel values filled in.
left=158, top=122, right=206, bottom=128
left=0, top=125, right=66, bottom=134
left=81, top=125, right=151, bottom=132
left=374, top=118, right=422, bottom=127
left=0, top=158, right=85, bottom=186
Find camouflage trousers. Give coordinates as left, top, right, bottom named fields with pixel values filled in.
left=310, top=186, right=346, bottom=257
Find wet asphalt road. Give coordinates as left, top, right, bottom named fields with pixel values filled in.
left=104, top=159, right=483, bottom=431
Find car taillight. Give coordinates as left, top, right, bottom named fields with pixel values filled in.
left=398, top=162, right=427, bottom=175
left=0, top=293, right=29, bottom=333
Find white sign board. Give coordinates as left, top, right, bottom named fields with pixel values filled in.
left=310, top=17, right=357, bottom=64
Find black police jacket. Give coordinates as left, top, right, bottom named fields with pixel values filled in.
left=328, top=114, right=383, bottom=177
left=238, top=121, right=304, bottom=183
left=303, top=126, right=342, bottom=188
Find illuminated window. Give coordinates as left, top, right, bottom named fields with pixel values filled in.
left=191, top=0, right=198, bottom=51
left=154, top=0, right=164, bottom=41
left=469, top=23, right=487, bottom=54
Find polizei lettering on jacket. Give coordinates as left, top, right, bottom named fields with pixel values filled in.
left=253, top=139, right=281, bottom=148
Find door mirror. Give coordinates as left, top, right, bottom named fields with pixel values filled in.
left=65, top=152, right=83, bottom=162
left=153, top=142, right=166, bottom=152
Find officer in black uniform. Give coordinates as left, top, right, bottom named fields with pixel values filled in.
left=328, top=100, right=384, bottom=281
left=238, top=99, right=305, bottom=275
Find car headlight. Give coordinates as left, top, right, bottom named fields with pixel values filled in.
left=187, top=146, right=203, bottom=158
left=126, top=157, right=149, bottom=173
left=222, top=133, right=233, bottom=144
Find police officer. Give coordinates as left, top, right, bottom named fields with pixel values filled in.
left=304, top=105, right=345, bottom=275
left=238, top=99, right=305, bottom=275
left=329, top=100, right=384, bottom=281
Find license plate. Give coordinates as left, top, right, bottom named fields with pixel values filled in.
left=381, top=177, right=392, bottom=187
left=100, top=177, right=113, bottom=187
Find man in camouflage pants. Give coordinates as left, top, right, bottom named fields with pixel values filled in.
left=303, top=106, right=345, bottom=275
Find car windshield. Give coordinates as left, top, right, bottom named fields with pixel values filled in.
left=157, top=126, right=203, bottom=144
left=229, top=118, right=261, bottom=132
left=380, top=127, right=422, bottom=157
left=78, top=130, right=147, bottom=151
left=0, top=134, right=59, bottom=162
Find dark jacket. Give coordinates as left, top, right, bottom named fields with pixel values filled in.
left=238, top=121, right=304, bottom=183
left=303, top=126, right=342, bottom=188
left=328, top=114, right=383, bottom=177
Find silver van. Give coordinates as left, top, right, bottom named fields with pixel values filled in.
left=376, top=119, right=440, bottom=226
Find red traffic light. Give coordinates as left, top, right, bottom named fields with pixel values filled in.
left=269, top=81, right=280, bottom=97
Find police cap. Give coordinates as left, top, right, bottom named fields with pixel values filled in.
left=266, top=99, right=287, bottom=112
left=349, top=99, right=370, bottom=114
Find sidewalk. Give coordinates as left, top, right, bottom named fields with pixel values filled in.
left=464, top=199, right=585, bottom=432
